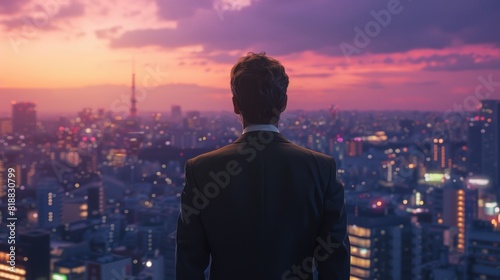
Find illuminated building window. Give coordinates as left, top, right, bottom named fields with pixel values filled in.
left=351, top=246, right=371, bottom=258
left=348, top=226, right=371, bottom=237
left=441, top=146, right=446, bottom=168
left=351, top=256, right=371, bottom=268
left=349, top=236, right=371, bottom=248
left=433, top=144, right=438, bottom=161
left=351, top=267, right=370, bottom=278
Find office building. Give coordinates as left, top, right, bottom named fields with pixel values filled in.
left=171, top=105, right=182, bottom=123
left=346, top=139, right=363, bottom=157
left=85, top=254, right=132, bottom=280
left=12, top=101, right=36, bottom=134
left=36, top=177, right=63, bottom=229
left=53, top=259, right=86, bottom=280
left=432, top=136, right=450, bottom=170
left=0, top=118, right=13, bottom=136
left=412, top=221, right=450, bottom=279
left=467, top=100, right=500, bottom=199
left=464, top=220, right=500, bottom=279
left=429, top=180, right=478, bottom=253
left=348, top=212, right=412, bottom=279
left=0, top=230, right=51, bottom=280
left=87, top=184, right=105, bottom=219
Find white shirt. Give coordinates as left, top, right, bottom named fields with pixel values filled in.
left=242, top=124, right=280, bottom=134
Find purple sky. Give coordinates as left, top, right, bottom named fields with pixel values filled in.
left=0, top=0, right=499, bottom=115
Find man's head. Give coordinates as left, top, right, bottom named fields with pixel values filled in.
left=230, top=52, right=289, bottom=125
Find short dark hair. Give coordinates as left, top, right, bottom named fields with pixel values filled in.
left=230, top=52, right=289, bottom=124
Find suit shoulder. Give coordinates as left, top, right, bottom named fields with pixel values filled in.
left=286, top=142, right=333, bottom=162
left=188, top=143, right=237, bottom=166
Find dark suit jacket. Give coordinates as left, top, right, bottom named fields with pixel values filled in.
left=176, top=131, right=350, bottom=280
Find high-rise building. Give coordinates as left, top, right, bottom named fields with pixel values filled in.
left=12, top=101, right=37, bottom=134
left=61, top=197, right=87, bottom=224
left=0, top=230, right=51, bottom=280
left=347, top=202, right=413, bottom=280
left=1, top=160, right=33, bottom=196
left=171, top=130, right=197, bottom=149
left=464, top=220, right=500, bottom=280
left=0, top=159, right=5, bottom=199
left=346, top=139, right=363, bottom=157
left=164, top=231, right=176, bottom=279
left=85, top=254, right=132, bottom=280
left=88, top=183, right=105, bottom=219
left=467, top=177, right=497, bottom=222
left=349, top=216, right=413, bottom=279
left=36, top=177, right=63, bottom=229
left=432, top=136, right=450, bottom=170
left=171, top=105, right=182, bottom=123
left=184, top=111, right=201, bottom=130
left=481, top=100, right=500, bottom=192
left=0, top=118, right=13, bottom=136
left=467, top=100, right=500, bottom=199
left=430, top=182, right=478, bottom=253
left=400, top=119, right=416, bottom=140
left=411, top=219, right=450, bottom=280
left=467, top=119, right=483, bottom=174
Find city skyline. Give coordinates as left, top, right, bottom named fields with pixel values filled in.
left=1, top=1, right=500, bottom=279
left=1, top=97, right=499, bottom=279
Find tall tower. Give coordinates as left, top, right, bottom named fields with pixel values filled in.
left=130, top=61, right=138, bottom=118
left=12, top=101, right=36, bottom=134
left=467, top=100, right=500, bottom=199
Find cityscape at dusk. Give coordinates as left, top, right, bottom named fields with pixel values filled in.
left=1, top=0, right=500, bottom=279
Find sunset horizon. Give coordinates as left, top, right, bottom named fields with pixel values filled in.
left=2, top=0, right=500, bottom=115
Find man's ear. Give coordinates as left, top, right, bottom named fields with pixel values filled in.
left=232, top=96, right=240, bottom=115
left=280, top=95, right=288, bottom=112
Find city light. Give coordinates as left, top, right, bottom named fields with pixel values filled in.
left=468, top=178, right=490, bottom=186
left=0, top=51, right=498, bottom=280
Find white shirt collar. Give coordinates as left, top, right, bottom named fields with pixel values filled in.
left=242, top=124, right=280, bottom=134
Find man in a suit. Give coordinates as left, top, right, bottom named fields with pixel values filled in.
left=176, top=52, right=350, bottom=280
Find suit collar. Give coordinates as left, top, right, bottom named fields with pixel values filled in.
left=242, top=124, right=279, bottom=134
left=232, top=131, right=290, bottom=144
